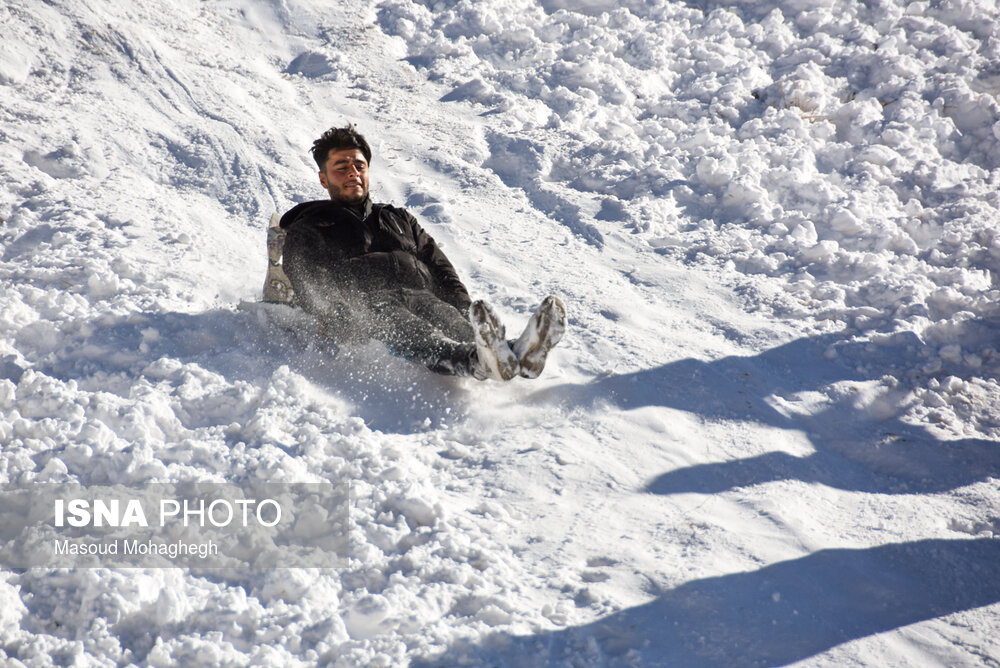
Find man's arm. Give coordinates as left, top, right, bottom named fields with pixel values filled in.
left=282, top=222, right=362, bottom=341
left=399, top=209, right=473, bottom=315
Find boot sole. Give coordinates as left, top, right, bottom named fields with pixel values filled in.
left=516, top=296, right=566, bottom=379
left=471, top=301, right=519, bottom=381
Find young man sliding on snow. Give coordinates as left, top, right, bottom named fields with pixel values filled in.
left=279, top=125, right=566, bottom=381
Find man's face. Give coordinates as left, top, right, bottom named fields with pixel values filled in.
left=319, top=148, right=369, bottom=204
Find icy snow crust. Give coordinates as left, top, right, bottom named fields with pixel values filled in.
left=1, top=0, right=999, bottom=665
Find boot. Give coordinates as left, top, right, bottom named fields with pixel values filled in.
left=513, top=296, right=566, bottom=378
left=469, top=301, right=519, bottom=381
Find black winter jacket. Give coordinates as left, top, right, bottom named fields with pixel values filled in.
left=280, top=198, right=473, bottom=331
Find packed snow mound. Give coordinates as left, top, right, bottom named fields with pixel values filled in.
left=378, top=0, right=1000, bottom=432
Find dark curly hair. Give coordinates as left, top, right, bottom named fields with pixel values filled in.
left=311, top=124, right=372, bottom=170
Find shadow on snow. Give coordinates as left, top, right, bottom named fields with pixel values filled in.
left=421, top=328, right=1000, bottom=665
left=20, top=303, right=470, bottom=436
left=527, top=329, right=1000, bottom=495
left=414, top=537, right=1000, bottom=667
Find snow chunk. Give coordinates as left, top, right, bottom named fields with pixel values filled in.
left=0, top=38, right=34, bottom=85
left=344, top=595, right=392, bottom=639
left=286, top=51, right=340, bottom=79
left=696, top=156, right=735, bottom=188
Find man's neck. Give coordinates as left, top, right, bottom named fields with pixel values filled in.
left=333, top=195, right=371, bottom=218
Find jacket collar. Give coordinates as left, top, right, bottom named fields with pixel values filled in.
left=332, top=195, right=374, bottom=222
left=356, top=195, right=374, bottom=220
left=280, top=196, right=376, bottom=229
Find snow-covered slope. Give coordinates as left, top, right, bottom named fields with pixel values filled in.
left=2, top=0, right=999, bottom=665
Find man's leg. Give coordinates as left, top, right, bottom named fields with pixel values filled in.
left=400, top=290, right=518, bottom=381
left=364, top=289, right=481, bottom=377
left=400, top=289, right=476, bottom=344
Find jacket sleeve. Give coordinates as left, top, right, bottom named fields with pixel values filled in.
left=400, top=209, right=473, bottom=315
left=282, top=221, right=362, bottom=342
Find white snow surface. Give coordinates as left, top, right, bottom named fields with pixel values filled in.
left=2, top=0, right=1000, bottom=665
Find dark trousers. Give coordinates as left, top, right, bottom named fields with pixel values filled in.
left=362, top=288, right=477, bottom=376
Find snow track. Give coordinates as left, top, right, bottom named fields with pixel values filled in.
left=1, top=0, right=999, bottom=665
